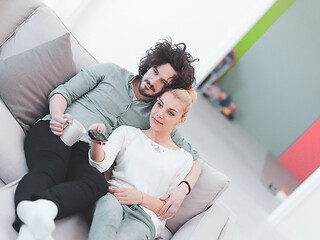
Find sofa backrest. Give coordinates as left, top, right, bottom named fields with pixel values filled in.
left=0, top=0, right=43, bottom=47
left=0, top=0, right=43, bottom=185
left=0, top=3, right=99, bottom=184
left=0, top=6, right=98, bottom=72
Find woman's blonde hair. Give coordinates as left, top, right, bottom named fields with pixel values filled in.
left=169, top=88, right=197, bottom=117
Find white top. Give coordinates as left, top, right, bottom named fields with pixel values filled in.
left=89, top=125, right=193, bottom=237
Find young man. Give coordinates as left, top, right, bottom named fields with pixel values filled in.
left=14, top=39, right=201, bottom=240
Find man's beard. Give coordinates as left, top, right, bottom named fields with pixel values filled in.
left=138, top=80, right=163, bottom=98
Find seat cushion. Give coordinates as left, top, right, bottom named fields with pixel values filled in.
left=166, top=159, right=231, bottom=234
left=0, top=0, right=42, bottom=46
left=0, top=6, right=98, bottom=71
left=0, top=33, right=76, bottom=132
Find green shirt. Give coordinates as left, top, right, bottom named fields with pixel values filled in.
left=42, top=63, right=198, bottom=160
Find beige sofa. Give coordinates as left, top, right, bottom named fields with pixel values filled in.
left=0, top=0, right=235, bottom=239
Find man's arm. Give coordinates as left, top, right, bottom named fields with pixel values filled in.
left=49, top=93, right=72, bottom=136
left=48, top=63, right=114, bottom=136
left=161, top=128, right=201, bottom=218
left=158, top=159, right=201, bottom=219
left=48, top=63, right=113, bottom=106
left=170, top=127, right=199, bottom=160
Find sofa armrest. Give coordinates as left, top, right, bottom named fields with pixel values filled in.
left=166, top=158, right=231, bottom=233
left=0, top=99, right=28, bottom=184
left=170, top=201, right=235, bottom=240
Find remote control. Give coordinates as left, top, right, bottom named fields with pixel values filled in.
left=88, top=130, right=108, bottom=142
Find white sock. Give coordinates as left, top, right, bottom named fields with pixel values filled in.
left=17, top=199, right=58, bottom=239
left=17, top=224, right=36, bottom=240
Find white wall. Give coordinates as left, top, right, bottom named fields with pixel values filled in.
left=268, top=167, right=320, bottom=240
left=45, top=0, right=275, bottom=83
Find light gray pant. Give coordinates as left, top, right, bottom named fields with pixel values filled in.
left=88, top=193, right=155, bottom=240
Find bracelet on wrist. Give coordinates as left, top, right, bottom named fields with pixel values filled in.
left=179, top=180, right=191, bottom=195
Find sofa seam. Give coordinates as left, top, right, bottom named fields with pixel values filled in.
left=0, top=5, right=43, bottom=49
left=0, top=178, right=21, bottom=192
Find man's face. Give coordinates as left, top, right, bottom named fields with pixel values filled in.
left=139, top=63, right=177, bottom=98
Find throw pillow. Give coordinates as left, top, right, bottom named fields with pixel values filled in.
left=0, top=33, right=76, bottom=132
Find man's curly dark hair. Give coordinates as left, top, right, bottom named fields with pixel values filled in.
left=138, top=38, right=199, bottom=90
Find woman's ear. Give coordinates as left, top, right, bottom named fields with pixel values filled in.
left=177, top=116, right=186, bottom=126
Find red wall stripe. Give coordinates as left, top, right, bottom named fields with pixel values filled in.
left=279, top=117, right=320, bottom=182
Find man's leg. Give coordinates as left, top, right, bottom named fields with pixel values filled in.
left=116, top=205, right=155, bottom=240
left=14, top=120, right=72, bottom=231
left=88, top=193, right=123, bottom=240
left=33, top=141, right=108, bottom=220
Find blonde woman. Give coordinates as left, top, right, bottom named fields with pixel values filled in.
left=88, top=88, right=197, bottom=239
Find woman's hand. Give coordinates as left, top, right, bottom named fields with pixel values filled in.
left=158, top=184, right=189, bottom=219
left=88, top=123, right=106, bottom=145
left=89, top=123, right=106, bottom=162
left=50, top=113, right=72, bottom=136
left=110, top=187, right=143, bottom=205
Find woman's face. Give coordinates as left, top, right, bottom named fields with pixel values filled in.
left=149, top=91, right=186, bottom=132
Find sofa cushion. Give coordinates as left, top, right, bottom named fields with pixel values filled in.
left=166, top=159, right=231, bottom=234
left=0, top=99, right=27, bottom=184
left=0, top=179, right=89, bottom=240
left=0, top=33, right=76, bottom=132
left=0, top=6, right=98, bottom=71
left=0, top=0, right=42, bottom=47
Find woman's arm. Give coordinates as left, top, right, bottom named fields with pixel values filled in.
left=110, top=188, right=166, bottom=216
left=88, top=123, right=107, bottom=162
left=88, top=125, right=126, bottom=173
left=158, top=159, right=202, bottom=218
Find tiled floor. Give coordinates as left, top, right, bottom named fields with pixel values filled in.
left=178, top=95, right=287, bottom=240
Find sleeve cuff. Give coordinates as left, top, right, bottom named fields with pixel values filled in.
left=88, top=149, right=106, bottom=173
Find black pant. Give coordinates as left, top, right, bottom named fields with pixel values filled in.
left=13, top=120, right=108, bottom=231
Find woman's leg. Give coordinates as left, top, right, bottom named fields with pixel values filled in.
left=88, top=193, right=123, bottom=240
left=116, top=205, right=155, bottom=240
left=14, top=120, right=72, bottom=231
